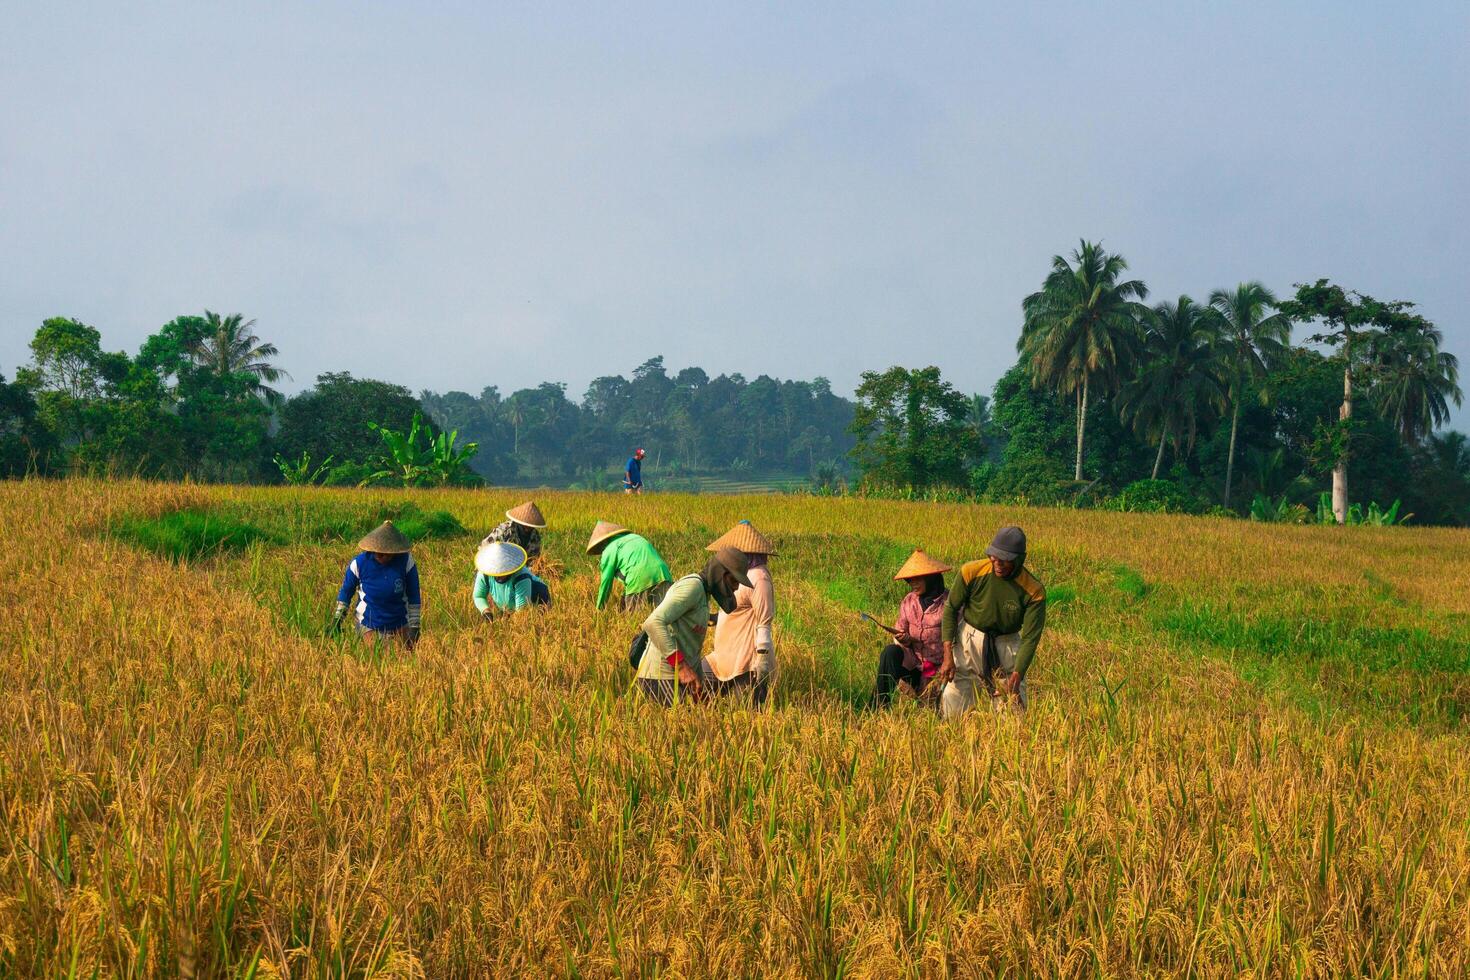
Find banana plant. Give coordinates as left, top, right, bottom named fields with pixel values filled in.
left=363, top=413, right=479, bottom=487
left=274, top=451, right=335, bottom=485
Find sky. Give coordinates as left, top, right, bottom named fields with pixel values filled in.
left=3, top=1, right=1467, bottom=423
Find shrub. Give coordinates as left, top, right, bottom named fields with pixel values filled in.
left=1106, top=479, right=1204, bottom=515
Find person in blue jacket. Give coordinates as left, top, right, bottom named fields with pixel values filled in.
left=333, top=520, right=422, bottom=647
left=624, top=447, right=646, bottom=493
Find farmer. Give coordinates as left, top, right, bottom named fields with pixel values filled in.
left=333, top=521, right=422, bottom=647
left=874, top=550, right=951, bottom=709
left=624, top=448, right=646, bottom=494
left=588, top=521, right=674, bottom=611
left=482, top=500, right=546, bottom=561
left=702, top=521, right=778, bottom=707
left=635, top=546, right=753, bottom=706
left=472, top=541, right=551, bottom=619
left=939, top=526, right=1046, bottom=716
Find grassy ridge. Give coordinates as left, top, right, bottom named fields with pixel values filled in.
left=4, top=480, right=1470, bottom=975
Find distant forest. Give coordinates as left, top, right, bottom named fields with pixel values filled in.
left=7, top=238, right=1468, bottom=524
left=419, top=356, right=857, bottom=488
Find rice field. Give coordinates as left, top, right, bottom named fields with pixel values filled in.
left=4, top=479, right=1470, bottom=977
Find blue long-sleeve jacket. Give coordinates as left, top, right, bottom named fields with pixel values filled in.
left=337, top=552, right=421, bottom=631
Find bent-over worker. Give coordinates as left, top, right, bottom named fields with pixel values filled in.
left=588, top=521, right=673, bottom=611
left=939, top=526, right=1045, bottom=716
left=636, top=546, right=752, bottom=706
left=702, top=521, right=778, bottom=707
left=334, top=521, right=422, bottom=647
left=482, top=500, right=546, bottom=561
left=473, top=541, right=551, bottom=619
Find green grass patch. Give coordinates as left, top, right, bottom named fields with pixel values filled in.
left=1155, top=602, right=1470, bottom=675
left=1111, top=565, right=1151, bottom=602
left=114, top=509, right=270, bottom=562
left=222, top=499, right=469, bottom=545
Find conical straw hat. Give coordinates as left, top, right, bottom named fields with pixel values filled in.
left=894, top=549, right=951, bottom=580
left=586, top=520, right=631, bottom=554
left=476, top=541, right=528, bottom=577
left=358, top=520, right=413, bottom=554
left=706, top=520, right=776, bottom=556
left=505, top=500, right=547, bottom=528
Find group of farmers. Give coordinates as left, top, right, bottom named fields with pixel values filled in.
left=333, top=494, right=1044, bottom=717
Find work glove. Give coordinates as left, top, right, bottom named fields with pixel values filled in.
left=481, top=608, right=496, bottom=624
left=405, top=626, right=421, bottom=648
left=331, top=602, right=347, bottom=635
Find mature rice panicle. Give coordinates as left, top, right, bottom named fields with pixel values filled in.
left=2, top=479, right=1469, bottom=976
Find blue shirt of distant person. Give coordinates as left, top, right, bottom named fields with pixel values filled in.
left=624, top=448, right=646, bottom=493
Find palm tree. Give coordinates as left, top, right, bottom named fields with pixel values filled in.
left=1369, top=323, right=1462, bottom=444
left=188, top=311, right=289, bottom=402
left=1208, top=283, right=1291, bottom=507
left=1118, top=296, right=1229, bottom=479
left=1020, top=241, right=1149, bottom=481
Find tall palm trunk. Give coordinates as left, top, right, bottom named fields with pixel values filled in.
left=1332, top=362, right=1351, bottom=524
left=1223, top=399, right=1240, bottom=507
left=1074, top=374, right=1089, bottom=481
left=1151, top=435, right=1167, bottom=480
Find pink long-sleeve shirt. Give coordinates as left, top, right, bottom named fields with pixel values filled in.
left=896, top=589, right=949, bottom=678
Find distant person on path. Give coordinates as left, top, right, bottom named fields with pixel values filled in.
left=635, top=546, right=753, bottom=706
left=874, top=550, right=951, bottom=709
left=624, top=448, right=646, bottom=493
left=482, top=501, right=546, bottom=562
left=588, top=521, right=674, bottom=610
left=472, top=541, right=550, bottom=619
left=938, top=526, right=1045, bottom=716
left=702, top=521, right=778, bottom=707
left=333, top=521, right=422, bottom=648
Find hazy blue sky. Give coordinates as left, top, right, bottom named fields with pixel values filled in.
left=3, top=2, right=1466, bottom=422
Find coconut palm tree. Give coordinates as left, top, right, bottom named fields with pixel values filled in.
left=1020, top=240, right=1149, bottom=481
left=1369, top=323, right=1462, bottom=444
left=1118, top=296, right=1229, bottom=479
left=1208, top=282, right=1291, bottom=507
left=188, top=311, right=289, bottom=402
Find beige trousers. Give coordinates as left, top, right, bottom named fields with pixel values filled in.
left=940, top=623, right=1026, bottom=718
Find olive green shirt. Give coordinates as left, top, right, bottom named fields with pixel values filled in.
left=637, top=574, right=711, bottom=682
left=941, top=558, right=1047, bottom=677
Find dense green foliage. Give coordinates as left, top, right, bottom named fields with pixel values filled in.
left=9, top=246, right=1467, bottom=523
left=420, top=356, right=856, bottom=487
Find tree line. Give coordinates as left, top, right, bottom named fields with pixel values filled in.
left=419, top=356, right=857, bottom=488
left=6, top=241, right=1465, bottom=524
left=848, top=240, right=1467, bottom=525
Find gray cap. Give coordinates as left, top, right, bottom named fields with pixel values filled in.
left=984, top=525, right=1027, bottom=562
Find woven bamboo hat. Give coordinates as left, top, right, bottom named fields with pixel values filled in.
left=505, top=501, right=547, bottom=528
left=476, top=541, right=528, bottom=577
left=706, top=520, right=776, bottom=556
left=358, top=521, right=412, bottom=554
left=586, top=520, right=631, bottom=554
left=894, top=549, right=951, bottom=580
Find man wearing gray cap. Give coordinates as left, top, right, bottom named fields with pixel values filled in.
left=938, top=525, right=1046, bottom=716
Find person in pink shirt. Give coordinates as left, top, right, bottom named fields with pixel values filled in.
left=701, top=521, right=777, bottom=708
left=874, top=550, right=951, bottom=708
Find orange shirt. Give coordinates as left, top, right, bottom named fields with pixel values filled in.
left=705, top=565, right=775, bottom=681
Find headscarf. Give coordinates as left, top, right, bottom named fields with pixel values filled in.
left=701, top=556, right=740, bottom=613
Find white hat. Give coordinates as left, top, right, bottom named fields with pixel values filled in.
left=476, top=541, right=528, bottom=577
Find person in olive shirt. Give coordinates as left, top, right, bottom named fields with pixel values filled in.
left=637, top=546, right=752, bottom=706
left=939, top=525, right=1046, bottom=716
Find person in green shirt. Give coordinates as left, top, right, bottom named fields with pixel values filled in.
left=939, top=525, right=1046, bottom=716
left=472, top=542, right=551, bottom=620
left=587, top=521, right=674, bottom=611
left=635, top=546, right=752, bottom=706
